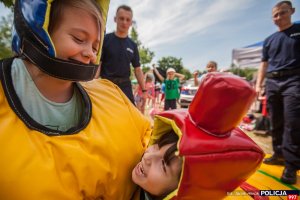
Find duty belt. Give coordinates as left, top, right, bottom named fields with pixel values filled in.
left=266, top=68, right=300, bottom=78
left=104, top=77, right=131, bottom=85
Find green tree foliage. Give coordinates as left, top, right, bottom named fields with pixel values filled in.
left=0, top=0, right=14, bottom=9
left=228, top=67, right=257, bottom=81
left=181, top=67, right=192, bottom=80
left=130, top=26, right=154, bottom=72
left=0, top=13, right=13, bottom=59
left=130, top=22, right=193, bottom=81
left=130, top=26, right=141, bottom=46
left=157, top=56, right=184, bottom=73
left=156, top=56, right=193, bottom=80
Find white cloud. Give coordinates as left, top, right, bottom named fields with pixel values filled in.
left=0, top=3, right=11, bottom=17
left=106, top=0, right=255, bottom=48
left=103, top=0, right=300, bottom=70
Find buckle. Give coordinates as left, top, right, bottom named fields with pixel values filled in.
left=271, top=71, right=279, bottom=76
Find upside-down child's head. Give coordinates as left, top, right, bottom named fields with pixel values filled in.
left=132, top=130, right=182, bottom=199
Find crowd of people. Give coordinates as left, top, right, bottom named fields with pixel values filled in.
left=131, top=59, right=220, bottom=115
left=0, top=0, right=298, bottom=199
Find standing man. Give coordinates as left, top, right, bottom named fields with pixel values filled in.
left=256, top=1, right=300, bottom=184
left=100, top=5, right=146, bottom=104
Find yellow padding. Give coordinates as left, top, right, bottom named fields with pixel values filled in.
left=225, top=154, right=300, bottom=200
left=150, top=115, right=182, bottom=146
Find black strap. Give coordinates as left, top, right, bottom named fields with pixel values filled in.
left=14, top=0, right=98, bottom=81
left=266, top=68, right=300, bottom=78
left=103, top=76, right=131, bottom=85
left=0, top=57, right=92, bottom=135
left=22, top=39, right=98, bottom=81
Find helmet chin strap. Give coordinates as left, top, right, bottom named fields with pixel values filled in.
left=22, top=39, right=99, bottom=81
left=14, top=0, right=99, bottom=82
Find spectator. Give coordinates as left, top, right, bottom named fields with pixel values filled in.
left=154, top=82, right=161, bottom=105
left=160, top=82, right=166, bottom=106
left=153, top=66, right=185, bottom=110
left=135, top=73, right=155, bottom=114
left=100, top=5, right=146, bottom=104
left=193, top=60, right=218, bottom=86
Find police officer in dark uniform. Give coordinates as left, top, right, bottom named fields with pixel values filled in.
left=100, top=5, right=146, bottom=104
left=256, top=1, right=300, bottom=184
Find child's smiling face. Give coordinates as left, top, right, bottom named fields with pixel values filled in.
left=50, top=6, right=101, bottom=65
left=132, top=143, right=182, bottom=197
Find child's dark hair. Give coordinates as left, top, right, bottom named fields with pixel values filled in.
left=155, top=130, right=179, bottom=165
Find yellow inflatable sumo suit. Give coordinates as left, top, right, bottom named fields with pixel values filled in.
left=0, top=0, right=151, bottom=199
left=0, top=61, right=151, bottom=199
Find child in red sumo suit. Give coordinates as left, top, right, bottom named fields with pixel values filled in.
left=132, top=72, right=265, bottom=200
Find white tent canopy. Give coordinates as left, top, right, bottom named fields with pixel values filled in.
left=232, top=21, right=300, bottom=69
left=232, top=41, right=262, bottom=69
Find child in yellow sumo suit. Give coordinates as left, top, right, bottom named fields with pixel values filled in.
left=132, top=73, right=265, bottom=200
left=0, top=0, right=152, bottom=199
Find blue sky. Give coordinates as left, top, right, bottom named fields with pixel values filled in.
left=1, top=0, right=300, bottom=71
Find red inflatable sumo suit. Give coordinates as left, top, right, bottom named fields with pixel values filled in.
left=150, top=72, right=265, bottom=199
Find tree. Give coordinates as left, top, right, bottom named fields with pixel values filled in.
left=130, top=25, right=141, bottom=46
left=180, top=67, right=192, bottom=80
left=228, top=67, right=257, bottom=81
left=0, top=13, right=13, bottom=59
left=130, top=24, right=154, bottom=72
left=155, top=56, right=193, bottom=83
left=0, top=0, right=14, bottom=9
left=157, top=56, right=184, bottom=73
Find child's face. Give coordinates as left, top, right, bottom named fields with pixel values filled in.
left=167, top=72, right=175, bottom=79
left=50, top=6, right=100, bottom=65
left=206, top=62, right=217, bottom=73
left=146, top=77, right=153, bottom=83
left=132, top=143, right=181, bottom=197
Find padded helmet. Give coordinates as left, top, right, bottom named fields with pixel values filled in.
left=151, top=73, right=264, bottom=199
left=12, top=0, right=110, bottom=81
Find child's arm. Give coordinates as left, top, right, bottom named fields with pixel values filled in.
left=175, top=72, right=185, bottom=81
left=193, top=71, right=200, bottom=86
left=152, top=66, right=165, bottom=82
left=134, top=85, right=140, bottom=95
